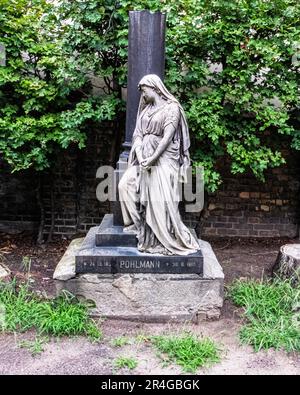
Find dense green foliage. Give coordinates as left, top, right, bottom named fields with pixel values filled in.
left=165, top=0, right=300, bottom=190
left=0, top=280, right=102, bottom=340
left=0, top=0, right=299, bottom=191
left=0, top=0, right=119, bottom=171
left=228, top=278, right=300, bottom=352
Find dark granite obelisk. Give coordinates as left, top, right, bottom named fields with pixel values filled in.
left=113, top=11, right=166, bottom=226
left=123, top=10, right=166, bottom=154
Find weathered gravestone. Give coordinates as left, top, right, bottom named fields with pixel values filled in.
left=53, top=11, right=224, bottom=322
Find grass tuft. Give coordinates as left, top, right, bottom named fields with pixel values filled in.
left=0, top=280, right=102, bottom=341
left=228, top=278, right=300, bottom=352
left=18, top=336, right=48, bottom=356
left=111, top=336, right=131, bottom=347
left=152, top=333, right=221, bottom=373
left=114, top=356, right=138, bottom=370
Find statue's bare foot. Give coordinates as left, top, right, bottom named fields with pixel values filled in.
left=123, top=224, right=138, bottom=234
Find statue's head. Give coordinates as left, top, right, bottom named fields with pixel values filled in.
left=138, top=74, right=166, bottom=102
left=138, top=74, right=163, bottom=90
left=137, top=74, right=179, bottom=112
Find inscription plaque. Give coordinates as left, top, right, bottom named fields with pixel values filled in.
left=76, top=251, right=203, bottom=275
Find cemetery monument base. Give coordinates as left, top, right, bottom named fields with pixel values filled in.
left=53, top=231, right=224, bottom=322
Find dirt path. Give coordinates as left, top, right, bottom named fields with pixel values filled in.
left=0, top=318, right=299, bottom=375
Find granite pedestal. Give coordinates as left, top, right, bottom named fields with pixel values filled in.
left=76, top=215, right=203, bottom=275
left=54, top=232, right=224, bottom=322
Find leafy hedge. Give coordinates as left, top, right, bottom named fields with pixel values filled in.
left=0, top=0, right=299, bottom=191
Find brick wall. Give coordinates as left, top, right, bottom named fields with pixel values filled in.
left=0, top=131, right=299, bottom=238
left=0, top=161, right=39, bottom=232
left=199, top=152, right=300, bottom=238
left=42, top=123, right=115, bottom=236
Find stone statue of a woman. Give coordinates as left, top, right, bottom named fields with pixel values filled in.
left=119, top=74, right=200, bottom=256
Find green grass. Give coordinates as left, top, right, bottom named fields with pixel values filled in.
left=152, top=333, right=221, bottom=373
left=18, top=336, right=48, bottom=356
left=111, top=336, right=131, bottom=347
left=114, top=356, right=138, bottom=370
left=228, top=278, right=300, bottom=352
left=0, top=280, right=102, bottom=341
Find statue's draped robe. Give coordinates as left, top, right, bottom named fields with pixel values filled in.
left=119, top=101, right=200, bottom=255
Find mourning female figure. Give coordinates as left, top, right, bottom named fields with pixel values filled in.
left=119, top=74, right=200, bottom=255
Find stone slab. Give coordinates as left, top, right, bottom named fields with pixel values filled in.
left=95, top=214, right=136, bottom=247
left=77, top=225, right=203, bottom=275
left=53, top=238, right=84, bottom=280
left=54, top=237, right=224, bottom=322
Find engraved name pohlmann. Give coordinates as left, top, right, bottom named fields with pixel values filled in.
left=120, top=260, right=160, bottom=269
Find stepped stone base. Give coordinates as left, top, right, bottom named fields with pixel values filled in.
left=95, top=214, right=136, bottom=247
left=54, top=238, right=224, bottom=322
left=76, top=223, right=203, bottom=275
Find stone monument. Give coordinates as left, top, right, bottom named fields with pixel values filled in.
left=53, top=11, right=224, bottom=322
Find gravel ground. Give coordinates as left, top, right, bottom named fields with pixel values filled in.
left=0, top=318, right=299, bottom=375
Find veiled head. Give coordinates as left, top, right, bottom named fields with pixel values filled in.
left=138, top=74, right=166, bottom=98
left=137, top=74, right=179, bottom=107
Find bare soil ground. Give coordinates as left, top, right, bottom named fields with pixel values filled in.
left=0, top=232, right=299, bottom=375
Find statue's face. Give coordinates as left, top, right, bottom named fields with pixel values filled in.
left=140, top=85, right=156, bottom=103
